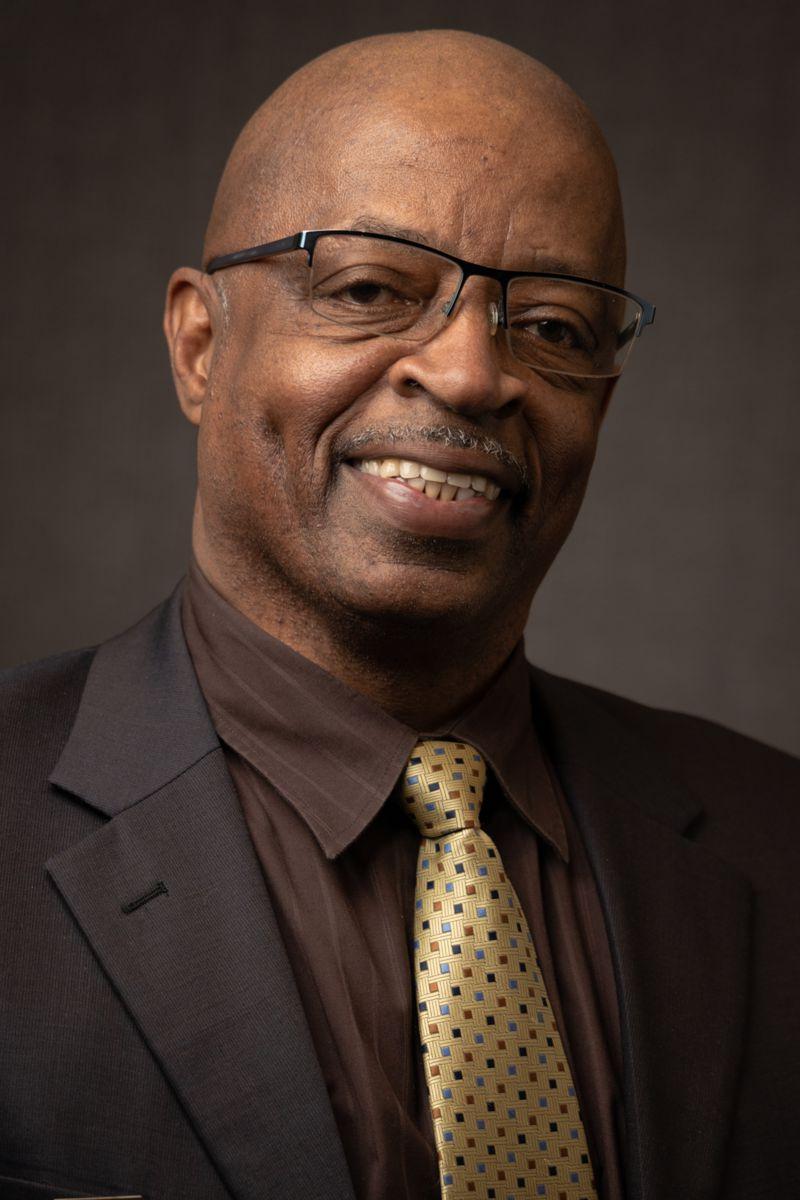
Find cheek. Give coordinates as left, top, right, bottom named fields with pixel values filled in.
left=525, top=387, right=605, bottom=516
left=235, top=330, right=398, bottom=444
left=202, top=328, right=402, bottom=511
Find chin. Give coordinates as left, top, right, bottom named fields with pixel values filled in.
left=324, top=560, right=513, bottom=631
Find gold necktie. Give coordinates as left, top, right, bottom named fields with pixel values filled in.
left=402, top=739, right=597, bottom=1200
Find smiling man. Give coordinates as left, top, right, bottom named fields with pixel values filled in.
left=168, top=33, right=629, bottom=731
left=2, top=28, right=799, bottom=1200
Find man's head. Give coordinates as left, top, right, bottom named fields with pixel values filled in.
left=165, top=30, right=629, bottom=658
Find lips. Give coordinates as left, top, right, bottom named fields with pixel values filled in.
left=347, top=439, right=521, bottom=487
left=356, top=457, right=502, bottom=501
left=342, top=461, right=510, bottom=540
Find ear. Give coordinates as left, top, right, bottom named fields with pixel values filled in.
left=163, top=268, right=220, bottom=427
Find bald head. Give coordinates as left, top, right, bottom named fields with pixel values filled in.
left=203, top=30, right=625, bottom=280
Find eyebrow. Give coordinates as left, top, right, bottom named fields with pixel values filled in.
left=525, top=253, right=593, bottom=277
left=344, top=217, right=600, bottom=280
left=349, top=215, right=433, bottom=245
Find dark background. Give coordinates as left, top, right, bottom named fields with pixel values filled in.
left=2, top=0, right=798, bottom=755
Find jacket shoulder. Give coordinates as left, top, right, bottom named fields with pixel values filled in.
left=531, top=662, right=798, bottom=765
left=0, top=646, right=97, bottom=780
left=529, top=663, right=800, bottom=835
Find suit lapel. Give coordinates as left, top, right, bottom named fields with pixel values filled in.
left=531, top=667, right=752, bottom=1200
left=46, top=586, right=355, bottom=1200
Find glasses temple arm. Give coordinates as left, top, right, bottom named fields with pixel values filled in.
left=205, top=233, right=304, bottom=274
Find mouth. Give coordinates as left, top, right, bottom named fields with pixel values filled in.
left=341, top=448, right=519, bottom=540
left=354, top=456, right=502, bottom=501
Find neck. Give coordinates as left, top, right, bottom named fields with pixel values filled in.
left=192, top=542, right=526, bottom=731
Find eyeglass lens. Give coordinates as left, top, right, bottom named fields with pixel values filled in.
left=307, top=234, right=642, bottom=378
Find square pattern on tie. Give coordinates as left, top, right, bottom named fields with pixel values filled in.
left=404, top=740, right=597, bottom=1200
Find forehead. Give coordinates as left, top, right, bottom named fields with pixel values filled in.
left=275, top=102, right=623, bottom=282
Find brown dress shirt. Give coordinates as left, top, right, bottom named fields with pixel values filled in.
left=181, top=558, right=627, bottom=1199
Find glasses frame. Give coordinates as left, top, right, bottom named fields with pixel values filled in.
left=205, top=229, right=656, bottom=376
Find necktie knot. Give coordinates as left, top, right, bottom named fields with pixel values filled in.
left=401, top=739, right=486, bottom=838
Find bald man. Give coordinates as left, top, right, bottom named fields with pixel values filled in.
left=1, top=29, right=798, bottom=1200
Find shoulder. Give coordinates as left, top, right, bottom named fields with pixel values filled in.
left=530, top=662, right=798, bottom=774
left=0, top=646, right=102, bottom=868
left=529, top=663, right=800, bottom=846
left=562, top=668, right=794, bottom=771
left=0, top=646, right=97, bottom=776
left=0, top=585, right=186, bottom=780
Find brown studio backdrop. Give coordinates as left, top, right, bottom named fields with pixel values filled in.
left=1, top=0, right=798, bottom=756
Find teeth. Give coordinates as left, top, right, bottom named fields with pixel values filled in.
left=356, top=456, right=502, bottom=501
left=420, top=465, right=448, bottom=483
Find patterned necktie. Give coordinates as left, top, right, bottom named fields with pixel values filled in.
left=402, top=739, right=597, bottom=1200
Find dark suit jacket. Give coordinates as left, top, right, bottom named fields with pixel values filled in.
left=1, top=584, right=798, bottom=1200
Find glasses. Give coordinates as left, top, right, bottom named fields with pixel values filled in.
left=206, top=229, right=656, bottom=380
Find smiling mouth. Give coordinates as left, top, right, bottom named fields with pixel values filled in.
left=354, top=457, right=502, bottom=501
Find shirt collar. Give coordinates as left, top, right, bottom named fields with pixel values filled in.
left=181, top=556, right=567, bottom=862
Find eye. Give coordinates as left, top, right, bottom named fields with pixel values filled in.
left=510, top=308, right=596, bottom=355
left=334, top=279, right=409, bottom=307
left=311, top=265, right=432, bottom=331
left=315, top=265, right=424, bottom=309
left=531, top=317, right=583, bottom=348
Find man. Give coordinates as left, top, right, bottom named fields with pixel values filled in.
left=1, top=28, right=797, bottom=1200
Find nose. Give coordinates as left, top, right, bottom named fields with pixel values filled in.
left=386, top=283, right=528, bottom=419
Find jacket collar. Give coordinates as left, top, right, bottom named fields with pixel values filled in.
left=50, top=581, right=219, bottom=814
left=528, top=665, right=703, bottom=835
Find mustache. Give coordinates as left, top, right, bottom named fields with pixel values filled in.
left=336, top=424, right=529, bottom=489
